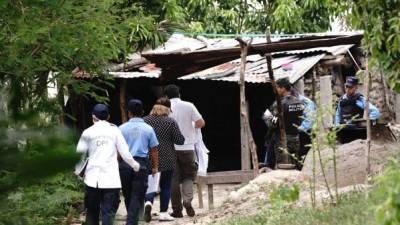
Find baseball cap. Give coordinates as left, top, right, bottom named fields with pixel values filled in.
left=92, top=104, right=109, bottom=120
left=345, top=76, right=359, bottom=88
left=128, top=99, right=143, bottom=114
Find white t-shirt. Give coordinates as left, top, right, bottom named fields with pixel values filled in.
left=170, top=98, right=203, bottom=151
left=76, top=121, right=137, bottom=188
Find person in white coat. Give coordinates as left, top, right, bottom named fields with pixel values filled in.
left=76, top=104, right=140, bottom=225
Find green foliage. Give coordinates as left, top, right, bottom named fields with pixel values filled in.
left=218, top=191, right=380, bottom=225
left=179, top=0, right=340, bottom=34
left=269, top=184, right=300, bottom=205
left=375, top=158, right=400, bottom=225
left=348, top=0, right=400, bottom=92
left=0, top=173, right=84, bottom=225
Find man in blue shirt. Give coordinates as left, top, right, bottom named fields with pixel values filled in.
left=119, top=99, right=159, bottom=225
left=336, top=76, right=380, bottom=143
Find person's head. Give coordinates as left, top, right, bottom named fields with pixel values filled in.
left=150, top=97, right=172, bottom=117
left=164, top=84, right=180, bottom=99
left=344, top=76, right=359, bottom=96
left=127, top=99, right=144, bottom=118
left=276, top=78, right=291, bottom=97
left=92, top=103, right=109, bottom=122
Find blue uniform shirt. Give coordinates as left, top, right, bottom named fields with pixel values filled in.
left=119, top=118, right=159, bottom=158
left=335, top=94, right=380, bottom=125
left=298, top=95, right=316, bottom=132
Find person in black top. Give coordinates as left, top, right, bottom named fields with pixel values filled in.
left=143, top=97, right=185, bottom=222
left=263, top=78, right=304, bottom=169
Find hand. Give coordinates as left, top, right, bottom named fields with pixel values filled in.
left=151, top=168, right=158, bottom=176
left=132, top=160, right=140, bottom=172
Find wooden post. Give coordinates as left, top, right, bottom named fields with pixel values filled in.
left=208, top=184, right=214, bottom=210
left=197, top=177, right=204, bottom=209
left=364, top=57, right=371, bottom=176
left=119, top=79, right=128, bottom=123
left=294, top=78, right=305, bottom=95
left=319, top=75, right=333, bottom=129
left=236, top=37, right=259, bottom=176
left=312, top=67, right=317, bottom=102
left=265, top=27, right=288, bottom=165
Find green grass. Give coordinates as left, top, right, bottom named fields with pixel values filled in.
left=217, top=191, right=381, bottom=225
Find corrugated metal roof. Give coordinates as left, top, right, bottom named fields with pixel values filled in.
left=274, top=44, right=354, bottom=56
left=109, top=72, right=160, bottom=79
left=179, top=54, right=325, bottom=84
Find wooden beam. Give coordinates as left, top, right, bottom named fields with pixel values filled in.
left=265, top=27, right=288, bottom=165
left=237, top=37, right=259, bottom=176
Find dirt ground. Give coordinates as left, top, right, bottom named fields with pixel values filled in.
left=114, top=184, right=242, bottom=225
left=95, top=139, right=400, bottom=225
left=302, top=140, right=399, bottom=188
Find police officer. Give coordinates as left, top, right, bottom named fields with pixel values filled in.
left=291, top=87, right=316, bottom=164
left=263, top=78, right=304, bottom=169
left=335, top=76, right=380, bottom=143
left=76, top=104, right=140, bottom=225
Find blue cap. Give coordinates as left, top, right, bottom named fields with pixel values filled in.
left=345, top=76, right=359, bottom=87
left=92, top=104, right=109, bottom=120
left=128, top=99, right=143, bottom=114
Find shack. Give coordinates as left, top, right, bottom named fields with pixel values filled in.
left=67, top=32, right=364, bottom=172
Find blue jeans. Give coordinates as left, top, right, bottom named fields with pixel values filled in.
left=84, top=185, right=119, bottom=225
left=119, top=159, right=149, bottom=225
left=144, top=170, right=174, bottom=212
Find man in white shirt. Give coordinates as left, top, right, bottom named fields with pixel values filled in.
left=164, top=85, right=205, bottom=218
left=76, top=104, right=140, bottom=225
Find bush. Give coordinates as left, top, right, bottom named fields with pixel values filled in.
left=0, top=173, right=84, bottom=225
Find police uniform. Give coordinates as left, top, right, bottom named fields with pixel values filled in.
left=335, top=77, right=380, bottom=143
left=266, top=95, right=304, bottom=168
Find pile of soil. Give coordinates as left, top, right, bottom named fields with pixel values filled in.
left=302, top=139, right=398, bottom=188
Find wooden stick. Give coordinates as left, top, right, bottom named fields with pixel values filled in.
left=236, top=37, right=259, bottom=176
left=265, top=27, right=288, bottom=164
left=364, top=56, right=371, bottom=177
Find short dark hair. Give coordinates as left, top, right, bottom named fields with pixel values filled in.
left=127, top=99, right=143, bottom=116
left=164, top=84, right=180, bottom=98
left=276, top=78, right=291, bottom=91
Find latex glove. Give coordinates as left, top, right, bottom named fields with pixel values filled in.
left=132, top=160, right=140, bottom=172
left=263, top=109, right=273, bottom=120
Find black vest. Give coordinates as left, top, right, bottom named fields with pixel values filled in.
left=282, top=95, right=304, bottom=135
left=339, top=93, right=364, bottom=124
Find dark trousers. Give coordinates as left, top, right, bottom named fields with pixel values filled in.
left=171, top=150, right=198, bottom=213
left=144, top=169, right=174, bottom=212
left=84, top=185, right=120, bottom=225
left=119, top=159, right=149, bottom=225
left=338, top=127, right=366, bottom=144
left=264, top=141, right=276, bottom=169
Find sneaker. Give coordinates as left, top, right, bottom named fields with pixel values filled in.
left=159, top=212, right=175, bottom=221
left=144, top=201, right=152, bottom=222
left=170, top=211, right=183, bottom=218
left=183, top=202, right=195, bottom=217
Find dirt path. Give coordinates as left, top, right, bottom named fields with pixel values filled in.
left=115, top=184, right=241, bottom=225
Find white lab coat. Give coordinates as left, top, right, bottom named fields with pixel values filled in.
left=76, top=121, right=137, bottom=189
left=194, top=129, right=209, bottom=177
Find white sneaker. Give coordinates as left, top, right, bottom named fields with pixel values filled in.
left=144, top=201, right=152, bottom=222
left=159, top=212, right=175, bottom=221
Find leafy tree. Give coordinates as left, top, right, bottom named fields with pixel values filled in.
left=349, top=0, right=400, bottom=92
